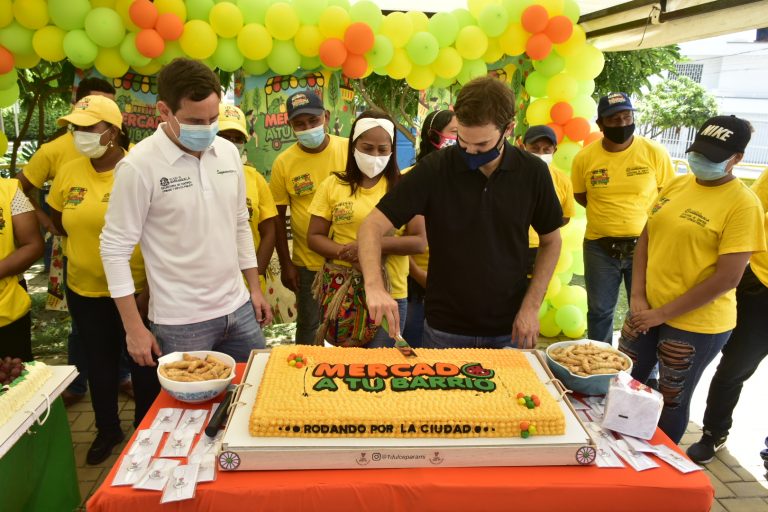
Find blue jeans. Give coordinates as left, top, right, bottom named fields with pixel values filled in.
left=295, top=266, right=321, bottom=345
left=619, top=323, right=731, bottom=443
left=702, top=266, right=768, bottom=438
left=151, top=300, right=266, bottom=362
left=423, top=321, right=513, bottom=349
left=402, top=277, right=425, bottom=348
left=584, top=239, right=633, bottom=343
left=368, top=298, right=407, bottom=348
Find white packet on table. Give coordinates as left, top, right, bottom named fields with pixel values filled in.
left=178, top=408, right=209, bottom=435
left=601, top=371, right=663, bottom=440
left=161, top=464, right=200, bottom=503
left=189, top=430, right=224, bottom=458
left=127, top=429, right=164, bottom=458
left=189, top=453, right=217, bottom=483
left=112, top=453, right=152, bottom=486
left=159, top=427, right=196, bottom=458
left=595, top=438, right=625, bottom=468
left=150, top=408, right=183, bottom=432
left=133, top=458, right=180, bottom=491
left=608, top=438, right=660, bottom=471
left=653, top=444, right=704, bottom=473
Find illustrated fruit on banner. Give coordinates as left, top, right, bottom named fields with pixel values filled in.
left=0, top=131, right=8, bottom=156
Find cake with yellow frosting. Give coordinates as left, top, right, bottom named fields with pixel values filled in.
left=0, top=360, right=52, bottom=427
left=249, top=346, right=565, bottom=438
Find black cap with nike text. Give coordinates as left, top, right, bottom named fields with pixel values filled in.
left=286, top=90, right=325, bottom=120
left=686, top=115, right=751, bottom=163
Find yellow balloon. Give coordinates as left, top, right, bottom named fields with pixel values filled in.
left=0, top=131, right=8, bottom=157
left=180, top=20, right=218, bottom=60
left=538, top=0, right=565, bottom=16
left=562, top=321, right=586, bottom=339
left=115, top=0, right=140, bottom=32
left=499, top=22, right=527, bottom=56
left=318, top=6, right=351, bottom=39
left=294, top=25, right=322, bottom=57
left=483, top=37, right=503, bottom=63
left=379, top=12, right=413, bottom=48
left=265, top=2, right=300, bottom=41
left=0, top=0, right=14, bottom=29
left=555, top=25, right=585, bottom=57
left=155, top=0, right=187, bottom=21
left=431, top=47, right=462, bottom=79
left=406, top=11, right=429, bottom=33
left=540, top=309, right=562, bottom=337
left=406, top=64, right=435, bottom=90
left=546, top=73, right=578, bottom=101
left=33, top=26, right=67, bottom=62
left=468, top=0, right=496, bottom=18
left=209, top=2, right=243, bottom=38
left=455, top=26, right=487, bottom=60
left=385, top=47, right=412, bottom=80
left=91, top=0, right=116, bottom=8
left=566, top=44, right=605, bottom=80
left=13, top=0, right=49, bottom=30
left=545, top=277, right=562, bottom=301
left=526, top=98, right=553, bottom=125
left=133, top=60, right=162, bottom=75
left=14, top=52, right=40, bottom=69
left=237, top=23, right=272, bottom=60
left=554, top=249, right=573, bottom=274
left=95, top=47, right=129, bottom=77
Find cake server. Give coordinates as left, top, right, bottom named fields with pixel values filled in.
left=381, top=317, right=418, bottom=357
left=204, top=384, right=236, bottom=437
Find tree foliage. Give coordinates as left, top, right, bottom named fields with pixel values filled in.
left=595, top=45, right=682, bottom=99
left=636, top=76, right=718, bottom=139
left=351, top=75, right=418, bottom=143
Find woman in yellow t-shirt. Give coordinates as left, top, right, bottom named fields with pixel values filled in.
left=47, top=95, right=153, bottom=466
left=620, top=116, right=766, bottom=443
left=0, top=179, right=44, bottom=360
left=307, top=110, right=426, bottom=347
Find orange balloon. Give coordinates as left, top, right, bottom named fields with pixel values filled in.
left=136, top=29, right=165, bottom=58
left=344, top=22, right=374, bottom=55
left=129, top=0, right=159, bottom=30
left=564, top=117, right=590, bottom=141
left=319, top=38, right=347, bottom=68
left=0, top=46, right=14, bottom=74
left=545, top=16, right=573, bottom=44
left=521, top=5, right=549, bottom=34
left=550, top=102, right=573, bottom=125
left=585, top=130, right=603, bottom=145
left=547, top=122, right=564, bottom=143
left=342, top=54, right=368, bottom=78
left=156, top=13, right=184, bottom=41
left=526, top=33, right=552, bottom=60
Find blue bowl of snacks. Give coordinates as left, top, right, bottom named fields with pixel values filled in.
left=157, top=351, right=236, bottom=403
left=545, top=340, right=632, bottom=396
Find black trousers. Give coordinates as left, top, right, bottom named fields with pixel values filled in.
left=0, top=312, right=32, bottom=361
left=65, top=287, right=160, bottom=434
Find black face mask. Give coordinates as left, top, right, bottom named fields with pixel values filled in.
left=458, top=130, right=506, bottom=170
left=602, top=123, right=635, bottom=144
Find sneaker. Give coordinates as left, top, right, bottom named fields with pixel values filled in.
left=686, top=433, right=727, bottom=464
left=86, top=430, right=125, bottom=465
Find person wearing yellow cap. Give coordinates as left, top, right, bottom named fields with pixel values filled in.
left=217, top=104, right=277, bottom=293
left=47, top=95, right=156, bottom=465
left=0, top=178, right=43, bottom=360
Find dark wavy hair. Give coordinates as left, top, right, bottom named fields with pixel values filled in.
left=417, top=109, right=456, bottom=162
left=334, top=109, right=400, bottom=196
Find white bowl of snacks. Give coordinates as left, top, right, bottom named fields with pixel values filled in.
left=157, top=351, right=236, bottom=404
left=545, top=340, right=632, bottom=396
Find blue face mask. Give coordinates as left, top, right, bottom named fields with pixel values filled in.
left=295, top=125, right=326, bottom=149
left=688, top=151, right=731, bottom=181
left=174, top=116, right=219, bottom=152
left=458, top=131, right=506, bottom=170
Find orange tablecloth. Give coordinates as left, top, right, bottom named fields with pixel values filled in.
left=88, top=363, right=714, bottom=512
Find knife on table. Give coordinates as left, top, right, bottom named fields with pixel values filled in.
left=204, top=384, right=236, bottom=438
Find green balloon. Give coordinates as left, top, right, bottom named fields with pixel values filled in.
left=212, top=37, right=244, bottom=72
left=0, top=82, right=19, bottom=109
left=478, top=4, right=508, bottom=38
left=300, top=54, right=322, bottom=70
left=242, top=58, right=269, bottom=75
left=562, top=0, right=581, bottom=23
left=63, top=30, right=98, bottom=68
left=0, top=22, right=34, bottom=56
left=267, top=40, right=300, bottom=75
left=406, top=32, right=439, bottom=67
left=85, top=8, right=125, bottom=48
left=533, top=51, right=565, bottom=77
left=502, top=0, right=535, bottom=23
left=366, top=35, right=394, bottom=69
left=457, top=58, right=486, bottom=85
left=292, top=0, right=327, bottom=24
left=451, top=8, right=476, bottom=29
left=552, top=141, right=581, bottom=172
left=49, top=0, right=91, bottom=30
left=555, top=305, right=584, bottom=332
left=120, top=33, right=152, bottom=68
left=557, top=271, right=573, bottom=286
left=237, top=0, right=273, bottom=24
left=577, top=79, right=596, bottom=96
left=188, top=0, right=215, bottom=20
left=571, top=95, right=598, bottom=119
left=349, top=0, right=382, bottom=31
left=0, top=70, right=17, bottom=90
left=159, top=40, right=186, bottom=65
left=327, top=0, right=350, bottom=9
left=432, top=75, right=455, bottom=89
left=524, top=71, right=548, bottom=98
left=538, top=300, right=549, bottom=321
left=428, top=12, right=459, bottom=48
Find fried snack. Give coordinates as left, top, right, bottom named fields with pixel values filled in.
left=549, top=343, right=630, bottom=377
left=160, top=353, right=232, bottom=382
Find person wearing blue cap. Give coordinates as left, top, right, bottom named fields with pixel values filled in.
left=571, top=92, right=674, bottom=344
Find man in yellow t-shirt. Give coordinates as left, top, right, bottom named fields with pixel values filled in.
left=521, top=125, right=574, bottom=278
left=269, top=91, right=348, bottom=344
left=571, top=92, right=674, bottom=343
left=217, top=104, right=278, bottom=292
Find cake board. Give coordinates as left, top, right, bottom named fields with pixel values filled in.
left=0, top=365, right=78, bottom=459
left=219, top=351, right=596, bottom=471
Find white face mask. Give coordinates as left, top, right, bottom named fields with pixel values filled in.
left=536, top=153, right=554, bottom=166
left=354, top=149, right=390, bottom=178
left=73, top=129, right=110, bottom=159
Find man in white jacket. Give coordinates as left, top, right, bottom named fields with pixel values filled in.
left=101, top=59, right=271, bottom=381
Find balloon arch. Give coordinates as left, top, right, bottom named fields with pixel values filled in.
left=0, top=0, right=603, bottom=338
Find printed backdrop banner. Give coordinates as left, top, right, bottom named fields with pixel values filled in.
left=235, top=70, right=355, bottom=180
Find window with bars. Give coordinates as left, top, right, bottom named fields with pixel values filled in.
left=671, top=64, right=704, bottom=83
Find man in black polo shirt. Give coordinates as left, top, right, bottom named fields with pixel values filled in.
left=358, top=77, right=563, bottom=349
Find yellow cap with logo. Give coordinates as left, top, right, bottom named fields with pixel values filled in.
left=218, top=104, right=249, bottom=140
left=57, top=95, right=124, bottom=129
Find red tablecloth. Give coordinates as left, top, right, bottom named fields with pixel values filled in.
left=88, top=363, right=714, bottom=512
